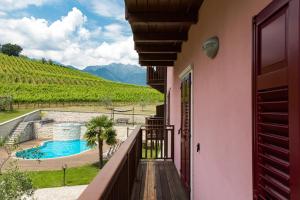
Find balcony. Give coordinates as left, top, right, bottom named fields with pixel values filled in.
left=145, top=117, right=164, bottom=127
left=147, top=66, right=166, bottom=93
left=79, top=125, right=187, bottom=200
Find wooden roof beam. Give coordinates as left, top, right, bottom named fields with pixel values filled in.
left=135, top=43, right=182, bottom=53
left=126, top=12, right=198, bottom=24
left=134, top=32, right=188, bottom=42
left=140, top=61, right=174, bottom=66
left=139, top=53, right=177, bottom=61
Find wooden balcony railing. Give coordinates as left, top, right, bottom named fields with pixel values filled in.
left=79, top=125, right=174, bottom=200
left=147, top=66, right=166, bottom=85
left=145, top=117, right=164, bottom=126
left=141, top=125, right=174, bottom=159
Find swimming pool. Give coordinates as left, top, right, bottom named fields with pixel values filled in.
left=16, top=140, right=90, bottom=159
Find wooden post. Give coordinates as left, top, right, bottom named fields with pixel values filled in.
left=132, top=107, right=135, bottom=125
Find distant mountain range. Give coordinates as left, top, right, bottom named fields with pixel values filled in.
left=83, top=63, right=147, bottom=86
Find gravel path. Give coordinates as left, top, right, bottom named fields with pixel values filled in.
left=32, top=185, right=88, bottom=200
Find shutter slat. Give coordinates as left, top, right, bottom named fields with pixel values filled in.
left=258, top=143, right=289, bottom=156
left=258, top=163, right=290, bottom=182
left=258, top=184, right=288, bottom=200
left=259, top=174, right=290, bottom=195
left=258, top=153, right=289, bottom=169
left=258, top=132, right=289, bottom=143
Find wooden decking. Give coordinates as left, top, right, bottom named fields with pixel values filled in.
left=131, top=160, right=188, bottom=200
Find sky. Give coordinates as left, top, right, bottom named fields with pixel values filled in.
left=0, top=0, right=138, bottom=69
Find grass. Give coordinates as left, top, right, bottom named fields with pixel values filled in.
left=142, top=144, right=161, bottom=159
left=28, top=163, right=100, bottom=188
left=0, top=109, right=34, bottom=123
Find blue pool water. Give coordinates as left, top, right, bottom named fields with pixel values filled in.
left=16, top=140, right=90, bottom=159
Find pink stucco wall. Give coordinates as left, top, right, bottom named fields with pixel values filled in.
left=167, top=0, right=272, bottom=199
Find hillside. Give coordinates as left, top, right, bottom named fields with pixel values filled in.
left=84, top=64, right=146, bottom=86
left=0, top=53, right=162, bottom=104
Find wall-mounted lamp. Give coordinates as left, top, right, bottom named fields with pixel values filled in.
left=202, top=36, right=219, bottom=59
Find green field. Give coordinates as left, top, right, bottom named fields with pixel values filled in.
left=28, top=164, right=99, bottom=188
left=0, top=109, right=34, bottom=123
left=0, top=53, right=163, bottom=104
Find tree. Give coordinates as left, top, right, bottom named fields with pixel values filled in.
left=0, top=137, right=35, bottom=200
left=139, top=97, right=148, bottom=111
left=0, top=137, right=18, bottom=175
left=41, top=58, right=46, bottom=64
left=85, top=116, right=117, bottom=168
left=0, top=164, right=34, bottom=200
left=1, top=43, right=23, bottom=57
left=48, top=59, right=53, bottom=65
left=100, top=97, right=112, bottom=109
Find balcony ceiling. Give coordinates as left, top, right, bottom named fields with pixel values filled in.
left=125, top=0, right=203, bottom=66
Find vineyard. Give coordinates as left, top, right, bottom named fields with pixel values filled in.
left=0, top=53, right=163, bottom=104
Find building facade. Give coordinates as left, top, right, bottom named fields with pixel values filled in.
left=165, top=0, right=300, bottom=199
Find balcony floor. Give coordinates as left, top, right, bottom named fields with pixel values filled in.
left=131, top=160, right=188, bottom=200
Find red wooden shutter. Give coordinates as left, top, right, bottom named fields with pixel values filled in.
left=253, top=0, right=300, bottom=199
left=181, top=73, right=191, bottom=197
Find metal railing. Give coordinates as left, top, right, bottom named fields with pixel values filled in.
left=79, top=124, right=174, bottom=200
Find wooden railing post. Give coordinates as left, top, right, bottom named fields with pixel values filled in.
left=171, top=125, right=174, bottom=160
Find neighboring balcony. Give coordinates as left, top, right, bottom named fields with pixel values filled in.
left=146, top=117, right=164, bottom=127
left=147, top=66, right=166, bottom=93
left=79, top=125, right=188, bottom=200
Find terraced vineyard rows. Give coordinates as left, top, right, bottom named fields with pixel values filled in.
left=0, top=53, right=163, bottom=104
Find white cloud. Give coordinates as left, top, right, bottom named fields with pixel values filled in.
left=0, top=11, right=6, bottom=16
left=79, top=0, right=124, bottom=20
left=0, top=0, right=50, bottom=11
left=0, top=7, right=138, bottom=69
left=0, top=7, right=86, bottom=50
left=103, top=23, right=128, bottom=41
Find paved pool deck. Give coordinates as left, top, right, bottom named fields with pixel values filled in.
left=26, top=185, right=88, bottom=200
left=1, top=125, right=135, bottom=171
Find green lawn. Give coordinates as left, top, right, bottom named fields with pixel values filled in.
left=28, top=164, right=100, bottom=188
left=142, top=144, right=161, bottom=159
left=0, top=109, right=34, bottom=123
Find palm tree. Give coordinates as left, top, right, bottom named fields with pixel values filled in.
left=85, top=115, right=117, bottom=168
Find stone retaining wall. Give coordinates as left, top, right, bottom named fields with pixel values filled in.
left=42, top=110, right=146, bottom=124
left=34, top=122, right=53, bottom=139
left=19, top=123, right=35, bottom=143
left=0, top=110, right=41, bottom=139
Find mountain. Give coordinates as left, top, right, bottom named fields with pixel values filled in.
left=83, top=63, right=147, bottom=86
left=0, top=53, right=163, bottom=104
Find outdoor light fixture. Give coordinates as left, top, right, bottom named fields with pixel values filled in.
left=202, top=36, right=219, bottom=59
